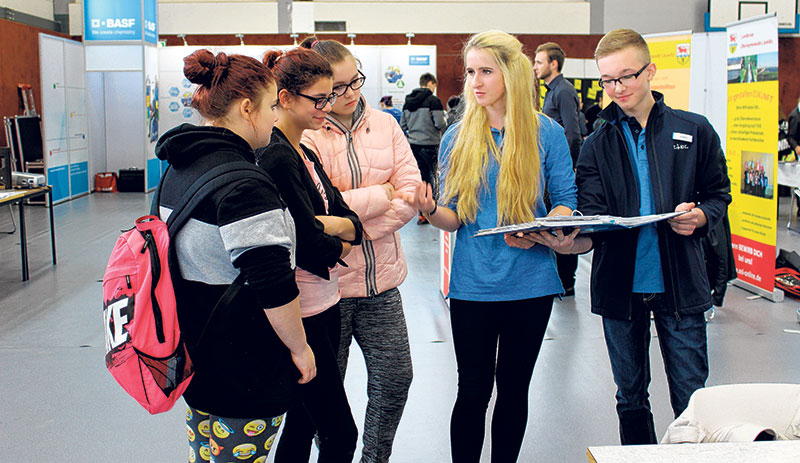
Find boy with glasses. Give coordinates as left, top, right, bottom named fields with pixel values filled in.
left=530, top=29, right=731, bottom=445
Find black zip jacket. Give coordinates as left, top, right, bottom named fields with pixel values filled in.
left=156, top=124, right=299, bottom=418
left=576, top=92, right=731, bottom=320
left=256, top=127, right=362, bottom=279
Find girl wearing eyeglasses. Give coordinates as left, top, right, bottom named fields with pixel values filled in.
left=403, top=31, right=576, bottom=462
left=256, top=47, right=361, bottom=463
left=300, top=37, right=421, bottom=463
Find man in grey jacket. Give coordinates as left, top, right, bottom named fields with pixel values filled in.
left=401, top=73, right=446, bottom=223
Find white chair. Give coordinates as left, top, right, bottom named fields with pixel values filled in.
left=661, top=383, right=800, bottom=444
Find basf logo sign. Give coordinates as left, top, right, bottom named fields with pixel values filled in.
left=84, top=0, right=157, bottom=42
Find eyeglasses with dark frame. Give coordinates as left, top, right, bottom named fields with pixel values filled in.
left=295, top=91, right=338, bottom=110
left=332, top=70, right=366, bottom=97
left=598, top=63, right=651, bottom=89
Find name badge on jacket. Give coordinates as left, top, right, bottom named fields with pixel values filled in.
left=672, top=132, right=693, bottom=143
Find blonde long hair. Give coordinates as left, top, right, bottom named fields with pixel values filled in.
left=441, top=30, right=541, bottom=225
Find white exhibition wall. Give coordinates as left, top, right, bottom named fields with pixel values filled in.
left=158, top=44, right=437, bottom=137
left=39, top=33, right=89, bottom=203
left=689, top=31, right=728, bottom=151
left=102, top=71, right=145, bottom=175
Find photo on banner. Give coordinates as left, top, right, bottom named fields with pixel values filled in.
left=725, top=13, right=780, bottom=297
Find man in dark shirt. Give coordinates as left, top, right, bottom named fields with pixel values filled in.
left=787, top=98, right=800, bottom=159
left=534, top=41, right=582, bottom=296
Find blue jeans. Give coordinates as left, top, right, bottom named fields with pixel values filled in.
left=602, top=293, right=709, bottom=445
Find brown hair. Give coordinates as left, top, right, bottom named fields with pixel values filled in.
left=263, top=48, right=332, bottom=95
left=419, top=72, right=437, bottom=87
left=594, top=28, right=651, bottom=62
left=183, top=49, right=274, bottom=120
left=299, top=36, right=361, bottom=67
left=535, top=42, right=565, bottom=72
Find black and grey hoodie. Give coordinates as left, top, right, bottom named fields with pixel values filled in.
left=155, top=123, right=299, bottom=418
left=400, top=88, right=447, bottom=146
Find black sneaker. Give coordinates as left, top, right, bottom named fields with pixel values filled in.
left=563, top=287, right=575, bottom=297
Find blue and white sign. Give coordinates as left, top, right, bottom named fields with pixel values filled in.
left=409, top=55, right=430, bottom=66
left=143, top=0, right=158, bottom=44
left=84, top=0, right=142, bottom=41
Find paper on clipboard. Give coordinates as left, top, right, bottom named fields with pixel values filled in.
left=474, top=211, right=689, bottom=237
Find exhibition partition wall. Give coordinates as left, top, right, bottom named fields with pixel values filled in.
left=158, top=44, right=437, bottom=137
left=38, top=33, right=89, bottom=203
left=83, top=0, right=160, bottom=192
left=689, top=32, right=728, bottom=148
left=725, top=13, right=783, bottom=301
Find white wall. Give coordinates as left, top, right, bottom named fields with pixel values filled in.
left=602, top=0, right=707, bottom=34
left=0, top=0, right=54, bottom=21
left=312, top=2, right=590, bottom=34
left=158, top=2, right=280, bottom=34
left=70, top=1, right=590, bottom=36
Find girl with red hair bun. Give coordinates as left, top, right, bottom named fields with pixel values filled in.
left=156, top=49, right=315, bottom=462
left=256, top=47, right=361, bottom=463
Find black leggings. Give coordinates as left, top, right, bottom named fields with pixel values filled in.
left=449, top=296, right=554, bottom=463
left=274, top=304, right=358, bottom=463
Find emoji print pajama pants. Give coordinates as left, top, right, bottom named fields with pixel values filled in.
left=186, top=405, right=284, bottom=462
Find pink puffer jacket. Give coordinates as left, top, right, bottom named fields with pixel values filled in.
left=302, top=100, right=421, bottom=298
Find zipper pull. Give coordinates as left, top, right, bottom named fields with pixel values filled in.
left=125, top=275, right=132, bottom=289
left=141, top=232, right=151, bottom=254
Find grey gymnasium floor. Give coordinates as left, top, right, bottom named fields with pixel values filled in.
left=1, top=191, right=799, bottom=463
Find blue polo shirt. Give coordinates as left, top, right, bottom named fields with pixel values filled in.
left=439, top=115, right=577, bottom=301
left=620, top=119, right=665, bottom=293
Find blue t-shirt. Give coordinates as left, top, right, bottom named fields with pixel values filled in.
left=439, top=115, right=577, bottom=301
left=620, top=120, right=665, bottom=293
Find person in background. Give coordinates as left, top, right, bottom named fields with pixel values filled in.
left=156, top=49, right=315, bottom=462
left=533, top=41, right=583, bottom=297
left=302, top=36, right=420, bottom=463
left=584, top=93, right=603, bottom=136
left=533, top=28, right=731, bottom=446
left=379, top=95, right=402, bottom=126
left=401, top=72, right=447, bottom=224
left=257, top=47, right=362, bottom=463
left=445, top=94, right=466, bottom=131
left=403, top=30, right=576, bottom=462
left=786, top=99, right=800, bottom=161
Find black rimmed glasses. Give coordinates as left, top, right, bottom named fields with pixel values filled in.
left=332, top=70, right=366, bottom=97
left=295, top=91, right=338, bottom=110
left=598, top=63, right=651, bottom=89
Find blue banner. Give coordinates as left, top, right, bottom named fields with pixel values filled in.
left=84, top=0, right=143, bottom=41
left=409, top=55, right=430, bottom=66
left=70, top=162, right=89, bottom=196
left=147, top=157, right=162, bottom=191
left=143, top=0, right=157, bottom=44
left=47, top=166, right=69, bottom=203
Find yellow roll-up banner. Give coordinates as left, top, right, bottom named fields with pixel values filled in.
left=726, top=15, right=779, bottom=293
left=645, top=33, right=692, bottom=111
